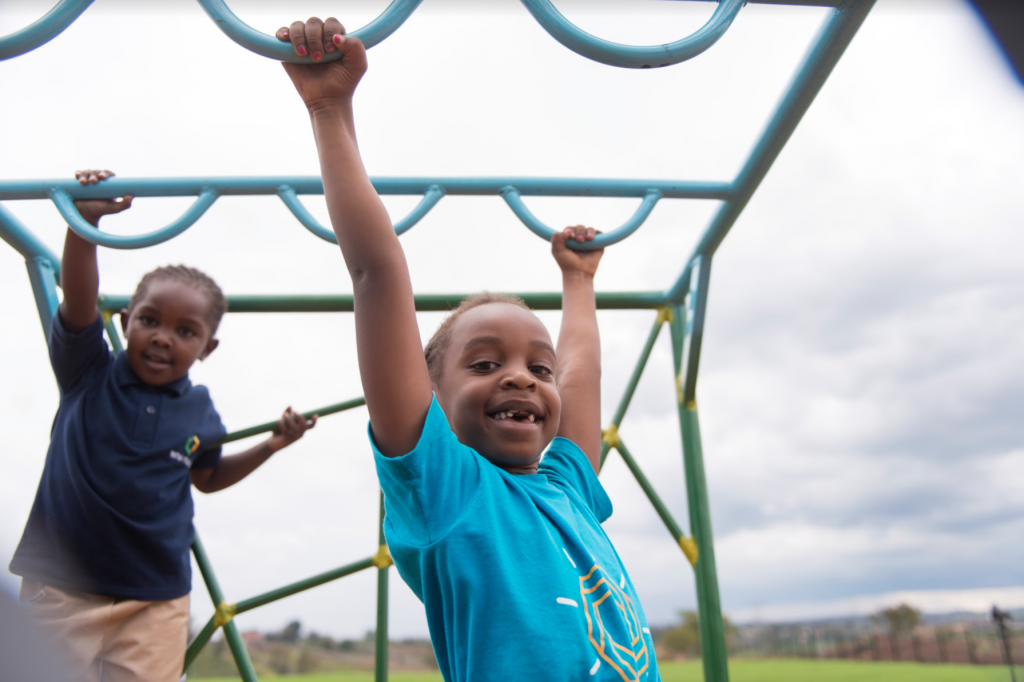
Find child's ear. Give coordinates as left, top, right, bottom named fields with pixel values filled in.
left=200, top=338, right=219, bottom=361
left=119, top=308, right=129, bottom=334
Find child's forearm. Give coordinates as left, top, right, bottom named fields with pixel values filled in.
left=310, top=105, right=406, bottom=283
left=306, top=103, right=432, bottom=457
left=190, top=439, right=279, bottom=493
left=556, top=271, right=603, bottom=468
left=59, top=223, right=100, bottom=332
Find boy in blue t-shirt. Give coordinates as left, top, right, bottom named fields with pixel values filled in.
left=10, top=170, right=318, bottom=682
left=279, top=19, right=660, bottom=681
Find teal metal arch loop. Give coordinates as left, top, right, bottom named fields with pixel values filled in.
left=519, top=0, right=745, bottom=69
left=0, top=0, right=94, bottom=61
left=196, top=0, right=423, bottom=63
left=501, top=186, right=661, bottom=250
left=49, top=187, right=219, bottom=250
left=278, top=184, right=445, bottom=243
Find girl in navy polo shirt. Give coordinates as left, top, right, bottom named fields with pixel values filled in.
left=10, top=170, right=317, bottom=682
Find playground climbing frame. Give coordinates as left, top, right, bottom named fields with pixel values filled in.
left=0, top=2, right=875, bottom=681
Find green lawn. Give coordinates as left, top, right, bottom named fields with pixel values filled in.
left=197, top=659, right=1011, bottom=681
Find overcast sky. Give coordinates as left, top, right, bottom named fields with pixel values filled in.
left=1, top=0, right=1022, bottom=638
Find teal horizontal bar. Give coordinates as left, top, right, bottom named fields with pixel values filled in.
left=0, top=176, right=731, bottom=201
left=98, top=291, right=667, bottom=314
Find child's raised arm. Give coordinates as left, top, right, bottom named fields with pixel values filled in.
left=59, top=170, right=133, bottom=332
left=552, top=226, right=604, bottom=473
left=278, top=19, right=432, bottom=457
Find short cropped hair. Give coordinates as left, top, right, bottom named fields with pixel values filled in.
left=424, top=292, right=531, bottom=383
left=126, top=265, right=228, bottom=336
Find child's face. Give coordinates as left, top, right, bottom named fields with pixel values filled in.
left=434, top=303, right=561, bottom=474
left=121, top=279, right=219, bottom=386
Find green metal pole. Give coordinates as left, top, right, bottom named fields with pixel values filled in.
left=612, top=438, right=697, bottom=566
left=184, top=616, right=218, bottom=672
left=670, top=257, right=729, bottom=682
left=99, top=290, right=667, bottom=314
left=215, top=396, right=366, bottom=447
left=191, top=533, right=259, bottom=682
left=600, top=309, right=670, bottom=468
left=234, top=556, right=375, bottom=614
left=375, top=492, right=390, bottom=682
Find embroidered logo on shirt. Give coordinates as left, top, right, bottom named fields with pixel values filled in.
left=169, top=435, right=201, bottom=467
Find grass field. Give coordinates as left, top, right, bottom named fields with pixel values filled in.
left=198, top=659, right=1012, bottom=681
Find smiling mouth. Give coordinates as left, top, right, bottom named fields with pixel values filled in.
left=489, top=409, right=540, bottom=424
left=142, top=353, right=172, bottom=369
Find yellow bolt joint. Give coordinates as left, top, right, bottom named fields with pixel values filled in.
left=656, top=306, right=674, bottom=325
left=678, top=536, right=699, bottom=567
left=213, top=601, right=237, bottom=629
left=601, top=424, right=620, bottom=450
left=372, top=544, right=393, bottom=569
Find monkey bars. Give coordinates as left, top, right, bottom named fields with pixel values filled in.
left=0, top=2, right=875, bottom=681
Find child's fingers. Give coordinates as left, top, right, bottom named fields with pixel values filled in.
left=304, top=17, right=326, bottom=62
left=275, top=26, right=290, bottom=42
left=308, top=414, right=319, bottom=429
left=323, top=17, right=345, bottom=53
left=288, top=20, right=309, bottom=57
left=108, top=195, right=133, bottom=213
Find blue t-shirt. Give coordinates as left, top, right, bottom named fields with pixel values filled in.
left=9, top=313, right=225, bottom=600
left=373, top=397, right=660, bottom=682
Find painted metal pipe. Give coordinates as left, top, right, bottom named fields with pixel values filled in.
left=0, top=0, right=93, bottom=61
left=234, top=557, right=376, bottom=614
left=0, top=176, right=729, bottom=200
left=667, top=0, right=876, bottom=302
left=600, top=311, right=668, bottom=467
left=520, top=0, right=745, bottom=69
left=25, top=258, right=60, bottom=342
left=49, top=187, right=219, bottom=250
left=0, top=203, right=61, bottom=275
left=1, top=176, right=725, bottom=252
left=612, top=438, right=696, bottom=565
left=215, top=396, right=366, bottom=448
left=375, top=493, right=390, bottom=682
left=191, top=534, right=259, bottom=681
left=98, top=291, right=668, bottom=313
left=184, top=616, right=218, bottom=672
left=502, top=187, right=661, bottom=250
left=277, top=184, right=445, bottom=243
left=196, top=0, right=423, bottom=62
left=670, top=304, right=729, bottom=682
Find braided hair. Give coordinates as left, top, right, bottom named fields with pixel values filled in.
left=126, top=265, right=227, bottom=335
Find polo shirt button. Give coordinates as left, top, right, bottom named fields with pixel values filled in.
left=146, top=405, right=156, bottom=415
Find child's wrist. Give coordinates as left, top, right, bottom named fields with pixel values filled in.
left=308, top=98, right=354, bottom=119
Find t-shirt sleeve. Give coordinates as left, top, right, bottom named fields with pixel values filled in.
left=371, top=395, right=482, bottom=546
left=190, top=387, right=226, bottom=470
left=539, top=437, right=613, bottom=523
left=48, top=311, right=111, bottom=395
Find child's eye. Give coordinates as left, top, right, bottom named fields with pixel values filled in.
left=530, top=365, right=553, bottom=377
left=471, top=361, right=498, bottom=372
left=178, top=327, right=197, bottom=338
left=138, top=316, right=157, bottom=327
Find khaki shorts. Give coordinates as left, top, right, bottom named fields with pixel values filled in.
left=20, top=579, right=189, bottom=682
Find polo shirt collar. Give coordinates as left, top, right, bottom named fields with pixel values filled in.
left=113, top=353, right=191, bottom=397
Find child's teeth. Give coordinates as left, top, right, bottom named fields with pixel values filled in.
left=528, top=414, right=535, bottom=422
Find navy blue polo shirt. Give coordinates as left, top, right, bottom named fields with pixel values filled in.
left=9, top=312, right=225, bottom=600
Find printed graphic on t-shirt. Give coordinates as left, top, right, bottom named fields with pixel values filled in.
left=557, top=548, right=650, bottom=681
